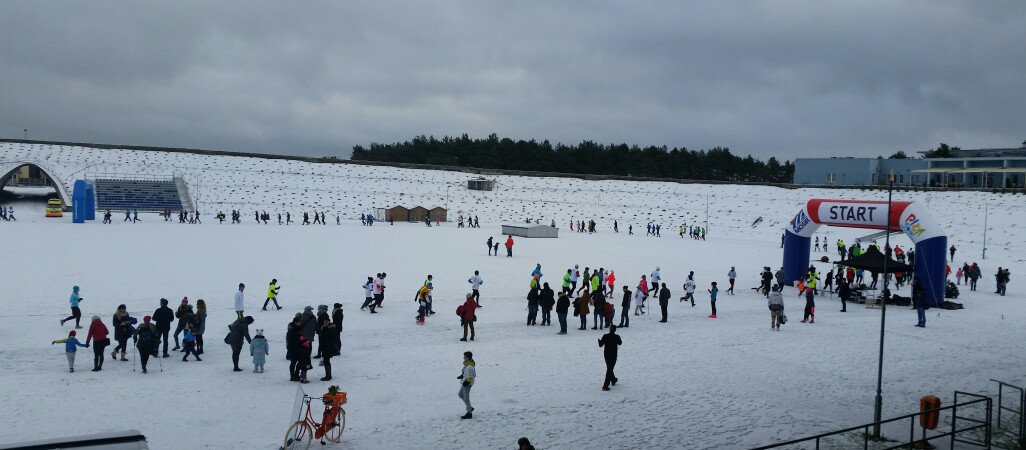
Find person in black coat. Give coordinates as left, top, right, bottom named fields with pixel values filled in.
left=591, top=290, right=606, bottom=330
left=318, top=318, right=338, bottom=381
left=313, top=305, right=329, bottom=358
left=658, top=283, right=671, bottom=322
left=111, top=305, right=134, bottom=361
left=526, top=287, right=540, bottom=325
left=837, top=278, right=850, bottom=312
left=331, top=303, right=344, bottom=355
left=227, top=316, right=254, bottom=372
left=539, top=283, right=555, bottom=326
left=286, top=316, right=303, bottom=381
left=598, top=325, right=622, bottom=391
left=619, top=287, right=631, bottom=327
left=555, top=292, right=570, bottom=334
left=152, top=298, right=175, bottom=358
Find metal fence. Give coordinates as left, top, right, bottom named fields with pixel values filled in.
left=992, top=379, right=1026, bottom=447
left=752, top=392, right=991, bottom=450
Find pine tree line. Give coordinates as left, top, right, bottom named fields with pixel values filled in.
left=351, top=134, right=794, bottom=183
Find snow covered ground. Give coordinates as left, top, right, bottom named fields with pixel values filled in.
left=0, top=144, right=1024, bottom=449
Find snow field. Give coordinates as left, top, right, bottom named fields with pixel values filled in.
left=0, top=211, right=1022, bottom=449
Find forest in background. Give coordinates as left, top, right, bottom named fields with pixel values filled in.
left=351, top=134, right=794, bottom=183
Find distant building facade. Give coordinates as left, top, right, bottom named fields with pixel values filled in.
left=793, top=144, right=1026, bottom=188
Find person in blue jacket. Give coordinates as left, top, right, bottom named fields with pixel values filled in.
left=60, top=286, right=84, bottom=329
left=531, top=264, right=543, bottom=283
left=52, top=330, right=88, bottom=372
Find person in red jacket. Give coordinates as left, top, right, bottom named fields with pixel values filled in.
left=636, top=275, right=650, bottom=313
left=85, top=315, right=110, bottom=372
left=458, top=293, right=477, bottom=341
left=505, top=235, right=514, bottom=257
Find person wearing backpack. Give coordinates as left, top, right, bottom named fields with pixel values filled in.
left=458, top=293, right=477, bottom=341
left=152, top=298, right=174, bottom=358
left=133, top=316, right=159, bottom=373
left=768, top=285, right=784, bottom=331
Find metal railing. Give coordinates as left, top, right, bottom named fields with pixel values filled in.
left=752, top=392, right=991, bottom=450
left=86, top=172, right=174, bottom=182
left=991, top=379, right=1026, bottom=447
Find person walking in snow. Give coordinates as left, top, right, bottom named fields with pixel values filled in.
left=361, top=276, right=376, bottom=312
left=227, top=315, right=254, bottom=372
left=619, top=286, right=631, bottom=327
left=598, top=325, right=622, bottom=391
left=263, top=279, right=282, bottom=311
left=60, top=285, right=84, bottom=329
left=658, top=283, right=671, bottom=322
left=85, top=315, right=109, bottom=371
left=457, top=351, right=477, bottom=419
left=569, top=265, right=581, bottom=293
left=133, top=316, right=159, bottom=373
left=52, top=330, right=88, bottom=372
left=727, top=267, right=737, bottom=295
left=373, top=273, right=387, bottom=309
left=505, top=235, right=514, bottom=257
left=526, top=286, right=540, bottom=326
left=182, top=329, right=201, bottom=362
left=767, top=284, right=785, bottom=331
left=111, top=305, right=134, bottom=362
left=193, top=299, right=207, bottom=355
left=458, top=293, right=477, bottom=341
left=801, top=286, right=815, bottom=323
left=707, top=282, right=719, bottom=318
left=234, top=283, right=245, bottom=319
left=949, top=245, right=956, bottom=261
left=636, top=275, right=649, bottom=314
left=681, top=272, right=697, bottom=306
left=468, top=271, right=483, bottom=307
left=650, top=267, right=661, bottom=295
left=152, top=298, right=174, bottom=357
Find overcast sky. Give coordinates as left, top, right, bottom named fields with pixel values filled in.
left=2, top=1, right=1024, bottom=161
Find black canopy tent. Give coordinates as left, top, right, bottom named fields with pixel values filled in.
left=834, top=245, right=912, bottom=274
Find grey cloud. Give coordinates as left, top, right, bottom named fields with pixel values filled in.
left=1, top=1, right=1024, bottom=160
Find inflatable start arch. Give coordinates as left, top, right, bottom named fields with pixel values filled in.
left=783, top=199, right=947, bottom=306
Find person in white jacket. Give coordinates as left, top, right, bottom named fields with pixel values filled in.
left=569, top=265, right=580, bottom=293
left=234, top=283, right=245, bottom=319
left=467, top=271, right=484, bottom=307
left=680, top=272, right=696, bottom=306
left=727, top=267, right=737, bottom=295
left=457, top=351, right=476, bottom=419
left=650, top=267, right=661, bottom=295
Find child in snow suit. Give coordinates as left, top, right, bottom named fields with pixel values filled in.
left=250, top=329, right=267, bottom=372
left=52, top=330, right=88, bottom=372
left=768, top=285, right=784, bottom=330
left=182, top=329, right=201, bottom=362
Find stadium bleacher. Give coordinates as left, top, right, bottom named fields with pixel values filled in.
left=93, top=179, right=184, bottom=212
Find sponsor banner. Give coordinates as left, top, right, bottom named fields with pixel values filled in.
left=898, top=203, right=944, bottom=243
left=787, top=204, right=820, bottom=237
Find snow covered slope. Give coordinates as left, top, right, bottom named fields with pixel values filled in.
left=0, top=142, right=1023, bottom=449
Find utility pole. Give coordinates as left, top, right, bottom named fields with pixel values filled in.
left=982, top=202, right=988, bottom=260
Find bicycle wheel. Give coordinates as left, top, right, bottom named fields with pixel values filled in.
left=325, top=407, right=346, bottom=443
left=283, top=421, right=313, bottom=450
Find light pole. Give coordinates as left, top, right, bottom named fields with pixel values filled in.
left=873, top=169, right=894, bottom=437
left=982, top=202, right=988, bottom=260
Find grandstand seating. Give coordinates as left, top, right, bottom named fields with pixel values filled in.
left=93, top=179, right=184, bottom=212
